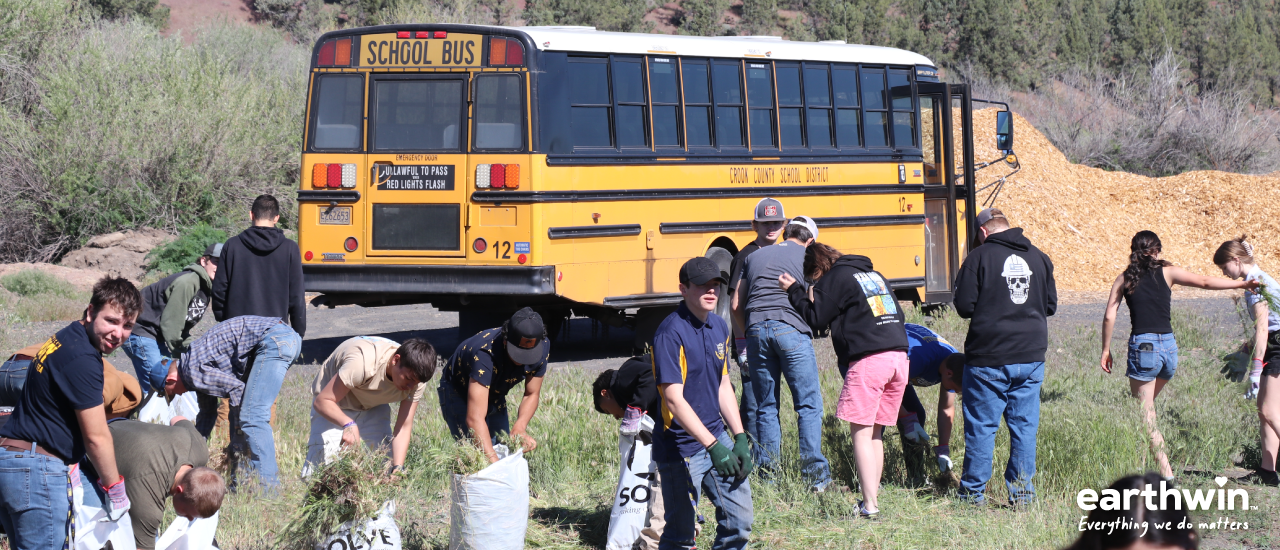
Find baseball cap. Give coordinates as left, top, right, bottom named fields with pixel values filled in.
left=976, top=208, right=1006, bottom=227
left=504, top=307, right=549, bottom=366
left=679, top=256, right=727, bottom=286
left=789, top=215, right=819, bottom=240
left=754, top=198, right=786, bottom=222
left=204, top=242, right=224, bottom=257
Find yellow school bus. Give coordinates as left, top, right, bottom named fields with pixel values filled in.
left=297, top=24, right=1008, bottom=339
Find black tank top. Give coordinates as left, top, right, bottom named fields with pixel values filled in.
left=1125, top=266, right=1173, bottom=335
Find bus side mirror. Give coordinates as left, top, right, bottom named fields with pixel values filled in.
left=996, top=111, right=1013, bottom=151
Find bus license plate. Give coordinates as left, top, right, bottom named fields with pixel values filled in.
left=318, top=206, right=352, bottom=225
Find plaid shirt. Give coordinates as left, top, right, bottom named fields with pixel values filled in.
left=177, top=315, right=284, bottom=409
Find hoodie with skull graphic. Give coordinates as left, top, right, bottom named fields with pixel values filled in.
left=953, top=227, right=1057, bottom=366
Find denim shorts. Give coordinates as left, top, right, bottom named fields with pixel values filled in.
left=1126, top=333, right=1178, bottom=381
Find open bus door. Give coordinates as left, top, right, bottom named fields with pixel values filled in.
left=915, top=82, right=976, bottom=304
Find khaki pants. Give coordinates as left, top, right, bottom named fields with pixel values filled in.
left=636, top=467, right=665, bottom=550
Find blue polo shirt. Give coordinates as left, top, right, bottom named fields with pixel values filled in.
left=651, top=302, right=731, bottom=462
left=906, top=323, right=958, bottom=388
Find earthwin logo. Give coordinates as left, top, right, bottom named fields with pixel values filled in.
left=1076, top=477, right=1255, bottom=534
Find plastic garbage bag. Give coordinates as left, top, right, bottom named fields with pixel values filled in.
left=318, top=501, right=400, bottom=550
left=138, top=392, right=200, bottom=425
left=71, top=464, right=136, bottom=550
left=448, top=449, right=529, bottom=550
left=606, top=414, right=657, bottom=550
left=156, top=512, right=220, bottom=550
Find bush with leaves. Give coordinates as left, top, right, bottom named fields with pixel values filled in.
left=0, top=270, right=77, bottom=299
left=145, top=224, right=227, bottom=277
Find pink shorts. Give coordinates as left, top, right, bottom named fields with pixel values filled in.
left=835, top=350, right=909, bottom=426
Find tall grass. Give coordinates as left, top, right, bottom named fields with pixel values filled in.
left=0, top=0, right=308, bottom=262
left=0, top=270, right=87, bottom=322
left=206, top=305, right=1278, bottom=549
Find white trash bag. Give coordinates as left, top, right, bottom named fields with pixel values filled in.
left=606, top=414, right=657, bottom=550
left=156, top=511, right=220, bottom=550
left=448, top=448, right=529, bottom=550
left=317, top=501, right=400, bottom=550
left=137, top=392, right=200, bottom=425
left=71, top=465, right=136, bottom=550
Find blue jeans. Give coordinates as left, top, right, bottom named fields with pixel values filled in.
left=746, top=320, right=831, bottom=487
left=737, top=359, right=758, bottom=455
left=0, top=448, right=70, bottom=550
left=1126, top=333, right=1178, bottom=381
left=438, top=380, right=510, bottom=443
left=656, top=431, right=753, bottom=550
left=227, top=323, right=300, bottom=491
left=960, top=362, right=1044, bottom=505
left=121, top=334, right=172, bottom=394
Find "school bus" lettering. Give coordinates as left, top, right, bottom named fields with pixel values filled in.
left=363, top=35, right=480, bottom=67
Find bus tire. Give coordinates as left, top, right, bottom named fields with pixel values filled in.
left=705, top=246, right=734, bottom=323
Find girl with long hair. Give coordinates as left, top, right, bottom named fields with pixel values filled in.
left=1101, top=231, right=1256, bottom=479
left=1213, top=235, right=1280, bottom=485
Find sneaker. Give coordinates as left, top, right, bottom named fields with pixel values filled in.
left=856, top=500, right=879, bottom=520
left=1253, top=469, right=1280, bottom=487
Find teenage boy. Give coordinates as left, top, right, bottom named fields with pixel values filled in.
left=124, top=242, right=222, bottom=393
left=0, top=277, right=140, bottom=549
left=305, top=337, right=438, bottom=476
left=593, top=354, right=663, bottom=550
left=898, top=324, right=965, bottom=481
left=727, top=198, right=787, bottom=448
left=653, top=257, right=753, bottom=550
left=733, top=215, right=834, bottom=491
left=439, top=307, right=549, bottom=463
left=109, top=417, right=226, bottom=550
left=163, top=315, right=302, bottom=491
left=953, top=208, right=1057, bottom=506
left=213, top=194, right=306, bottom=337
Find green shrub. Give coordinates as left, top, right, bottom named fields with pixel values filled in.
left=86, top=0, right=169, bottom=29
left=0, top=270, right=77, bottom=298
left=146, top=224, right=227, bottom=276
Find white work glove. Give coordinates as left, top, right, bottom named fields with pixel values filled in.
left=1246, top=374, right=1262, bottom=400
left=934, top=445, right=953, bottom=473
left=101, top=476, right=131, bottom=522
left=902, top=420, right=930, bottom=447
left=620, top=406, right=644, bottom=437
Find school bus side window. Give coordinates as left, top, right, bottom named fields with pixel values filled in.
left=889, top=69, right=916, bottom=148
left=682, top=59, right=713, bottom=147
left=473, top=74, right=525, bottom=151
left=804, top=64, right=833, bottom=148
left=745, top=63, right=775, bottom=150
left=861, top=68, right=889, bottom=148
left=310, top=74, right=364, bottom=150
left=712, top=61, right=744, bottom=148
left=649, top=58, right=683, bottom=148
left=776, top=64, right=804, bottom=147
left=371, top=77, right=465, bottom=152
left=569, top=57, right=612, bottom=148
left=832, top=66, right=861, bottom=148
left=612, top=57, right=649, bottom=148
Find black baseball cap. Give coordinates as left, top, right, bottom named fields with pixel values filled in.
left=679, top=257, right=727, bottom=286
left=204, top=242, right=223, bottom=257
left=504, top=307, right=549, bottom=365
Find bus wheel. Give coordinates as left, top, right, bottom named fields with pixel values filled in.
left=705, top=246, right=734, bottom=322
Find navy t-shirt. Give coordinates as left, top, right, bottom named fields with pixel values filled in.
left=906, top=323, right=958, bottom=388
left=652, top=303, right=730, bottom=461
left=0, top=322, right=105, bottom=463
left=442, top=327, right=548, bottom=408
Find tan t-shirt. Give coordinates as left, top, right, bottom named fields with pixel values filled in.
left=311, top=337, right=425, bottom=410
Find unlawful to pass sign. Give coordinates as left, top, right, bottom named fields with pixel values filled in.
left=376, top=165, right=454, bottom=191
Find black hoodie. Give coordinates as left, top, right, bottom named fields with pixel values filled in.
left=786, top=254, right=908, bottom=368
left=952, top=227, right=1057, bottom=366
left=211, top=226, right=306, bottom=336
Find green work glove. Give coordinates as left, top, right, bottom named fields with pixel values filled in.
left=731, top=433, right=754, bottom=478
left=1222, top=351, right=1250, bottom=383
left=708, top=441, right=741, bottom=477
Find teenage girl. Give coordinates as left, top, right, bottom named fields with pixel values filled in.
left=1213, top=235, right=1280, bottom=485
left=1101, top=231, right=1256, bottom=479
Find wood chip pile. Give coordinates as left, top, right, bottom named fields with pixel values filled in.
left=968, top=109, right=1280, bottom=291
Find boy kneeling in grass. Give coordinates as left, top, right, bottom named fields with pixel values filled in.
left=652, top=257, right=754, bottom=550
left=304, top=337, right=437, bottom=476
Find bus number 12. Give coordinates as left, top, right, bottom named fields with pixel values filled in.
left=494, top=241, right=512, bottom=259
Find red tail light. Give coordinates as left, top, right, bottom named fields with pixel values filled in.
left=489, top=164, right=506, bottom=189
left=506, top=40, right=523, bottom=65
left=397, top=31, right=411, bottom=39
left=473, top=238, right=488, bottom=253
left=517, top=253, right=527, bottom=264
left=317, top=38, right=353, bottom=66
left=304, top=251, right=314, bottom=261
left=318, top=40, right=335, bottom=65
left=327, top=164, right=342, bottom=188
left=434, top=31, right=447, bottom=39
left=344, top=237, right=358, bottom=252
left=415, top=31, right=430, bottom=39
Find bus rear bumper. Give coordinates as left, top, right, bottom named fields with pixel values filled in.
left=304, top=264, right=556, bottom=296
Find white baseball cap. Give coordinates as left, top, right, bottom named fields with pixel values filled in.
left=789, top=216, right=819, bottom=240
